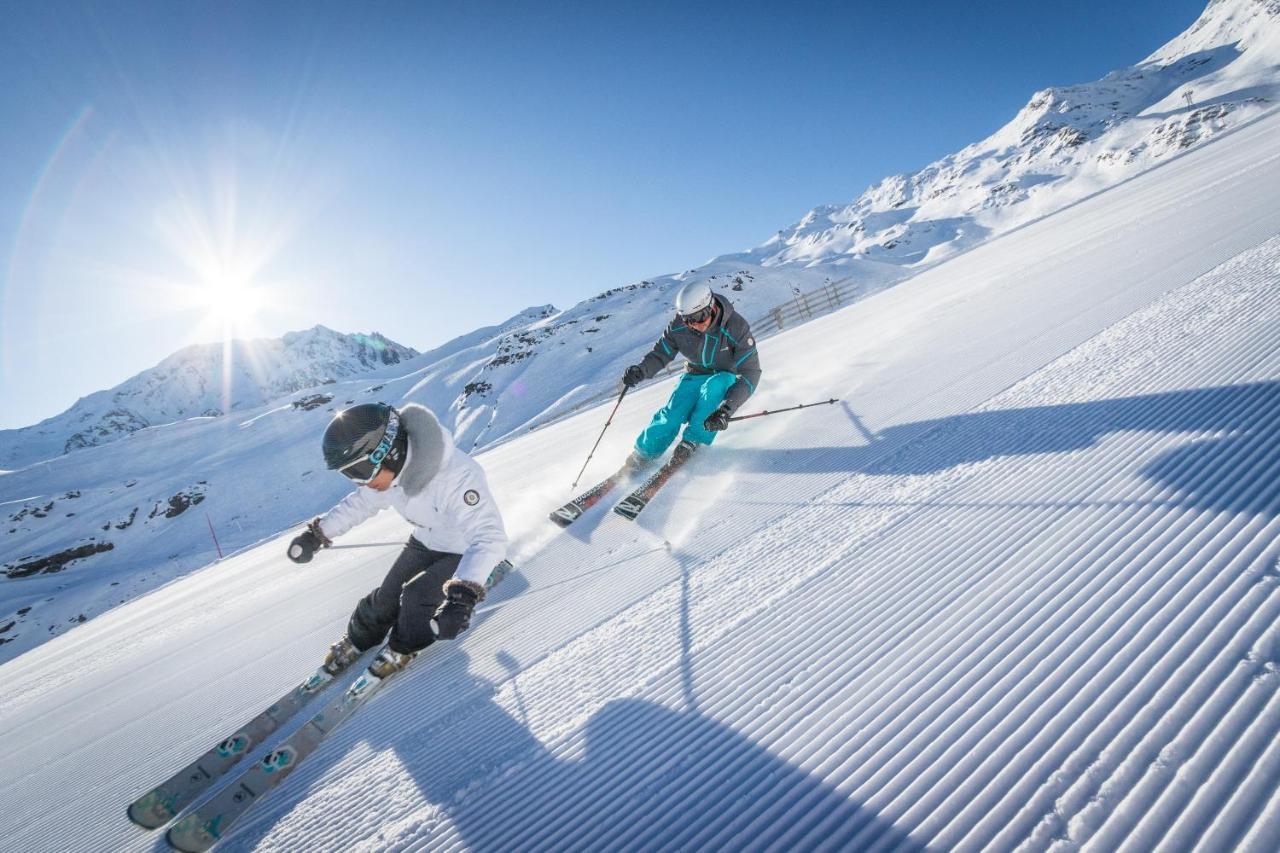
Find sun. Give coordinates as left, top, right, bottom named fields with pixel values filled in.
left=153, top=182, right=279, bottom=341
left=183, top=266, right=273, bottom=415
left=198, top=275, right=263, bottom=324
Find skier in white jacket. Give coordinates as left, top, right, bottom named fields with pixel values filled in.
left=286, top=402, right=508, bottom=679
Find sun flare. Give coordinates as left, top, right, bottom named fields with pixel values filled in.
left=199, top=276, right=264, bottom=324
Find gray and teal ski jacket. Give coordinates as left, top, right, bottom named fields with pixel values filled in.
left=637, top=293, right=761, bottom=415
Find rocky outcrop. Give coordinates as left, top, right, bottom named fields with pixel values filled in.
left=5, top=540, right=115, bottom=579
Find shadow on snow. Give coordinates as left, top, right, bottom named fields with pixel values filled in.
left=208, top=380, right=1279, bottom=850
left=213, top=641, right=919, bottom=850
left=730, top=381, right=1280, bottom=518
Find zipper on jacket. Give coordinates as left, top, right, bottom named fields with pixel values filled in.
left=701, top=332, right=719, bottom=368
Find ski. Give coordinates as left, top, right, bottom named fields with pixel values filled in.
left=165, top=666, right=387, bottom=851
left=613, top=442, right=698, bottom=521
left=549, top=466, right=630, bottom=527
left=163, top=560, right=514, bottom=852
left=127, top=657, right=359, bottom=830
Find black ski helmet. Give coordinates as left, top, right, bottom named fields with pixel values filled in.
left=322, top=403, right=408, bottom=481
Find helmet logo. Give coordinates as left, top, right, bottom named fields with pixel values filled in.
left=366, top=410, right=400, bottom=467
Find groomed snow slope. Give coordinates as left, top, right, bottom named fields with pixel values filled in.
left=1, top=108, right=1279, bottom=852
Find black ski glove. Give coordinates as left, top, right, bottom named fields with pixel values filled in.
left=432, top=579, right=485, bottom=639
left=703, top=405, right=732, bottom=432
left=622, top=364, right=645, bottom=388
left=287, top=519, right=330, bottom=564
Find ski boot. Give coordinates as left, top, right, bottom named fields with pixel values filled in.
left=323, top=635, right=362, bottom=676
left=671, top=439, right=698, bottom=464
left=625, top=448, right=656, bottom=473
left=368, top=646, right=416, bottom=679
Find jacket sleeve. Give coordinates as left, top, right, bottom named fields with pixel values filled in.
left=318, top=487, right=390, bottom=540
left=448, top=459, right=510, bottom=588
left=721, top=314, right=761, bottom=415
left=637, top=322, right=680, bottom=379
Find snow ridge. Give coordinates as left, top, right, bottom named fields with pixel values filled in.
left=738, top=0, right=1280, bottom=273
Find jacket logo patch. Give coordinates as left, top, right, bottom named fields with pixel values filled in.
left=747, top=336, right=754, bottom=346
left=463, top=489, right=480, bottom=506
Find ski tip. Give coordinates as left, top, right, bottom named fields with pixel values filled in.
left=128, top=788, right=184, bottom=831
left=166, top=817, right=218, bottom=853
left=167, top=819, right=215, bottom=850
left=126, top=798, right=167, bottom=831
left=613, top=501, right=642, bottom=521
left=485, top=559, right=515, bottom=589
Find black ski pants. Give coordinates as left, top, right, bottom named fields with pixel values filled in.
left=346, top=536, right=461, bottom=655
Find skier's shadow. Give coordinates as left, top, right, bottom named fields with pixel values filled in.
left=216, top=637, right=920, bottom=851
left=726, top=381, right=1280, bottom=519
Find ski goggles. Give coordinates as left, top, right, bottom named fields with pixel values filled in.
left=336, top=410, right=400, bottom=484
left=680, top=303, right=715, bottom=325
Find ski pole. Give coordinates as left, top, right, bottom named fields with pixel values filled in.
left=727, top=398, right=839, bottom=422
left=571, top=386, right=628, bottom=489
left=326, top=542, right=404, bottom=550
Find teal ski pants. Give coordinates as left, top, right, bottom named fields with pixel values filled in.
left=635, top=371, right=738, bottom=459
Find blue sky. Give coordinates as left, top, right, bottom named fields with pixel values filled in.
left=0, top=0, right=1208, bottom=429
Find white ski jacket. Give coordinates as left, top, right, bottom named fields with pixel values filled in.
left=317, top=405, right=508, bottom=587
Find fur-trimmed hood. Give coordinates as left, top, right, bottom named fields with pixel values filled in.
left=396, top=403, right=450, bottom=497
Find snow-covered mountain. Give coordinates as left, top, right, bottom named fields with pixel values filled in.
left=0, top=270, right=871, bottom=662
left=0, top=326, right=418, bottom=470
left=355, top=0, right=1280, bottom=454
left=406, top=260, right=902, bottom=452
left=737, top=0, right=1280, bottom=271
left=2, top=0, right=1278, bottom=666
left=3, top=62, right=1279, bottom=852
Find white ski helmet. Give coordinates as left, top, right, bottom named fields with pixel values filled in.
left=674, top=281, right=714, bottom=318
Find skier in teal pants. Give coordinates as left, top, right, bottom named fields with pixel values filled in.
left=621, top=281, right=763, bottom=468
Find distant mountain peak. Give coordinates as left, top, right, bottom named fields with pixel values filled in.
left=734, top=0, right=1279, bottom=273
left=0, top=327, right=419, bottom=468
left=1149, top=0, right=1280, bottom=65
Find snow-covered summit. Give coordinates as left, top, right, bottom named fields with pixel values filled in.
left=1148, top=0, right=1280, bottom=64
left=737, top=0, right=1279, bottom=271
left=0, top=325, right=418, bottom=470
